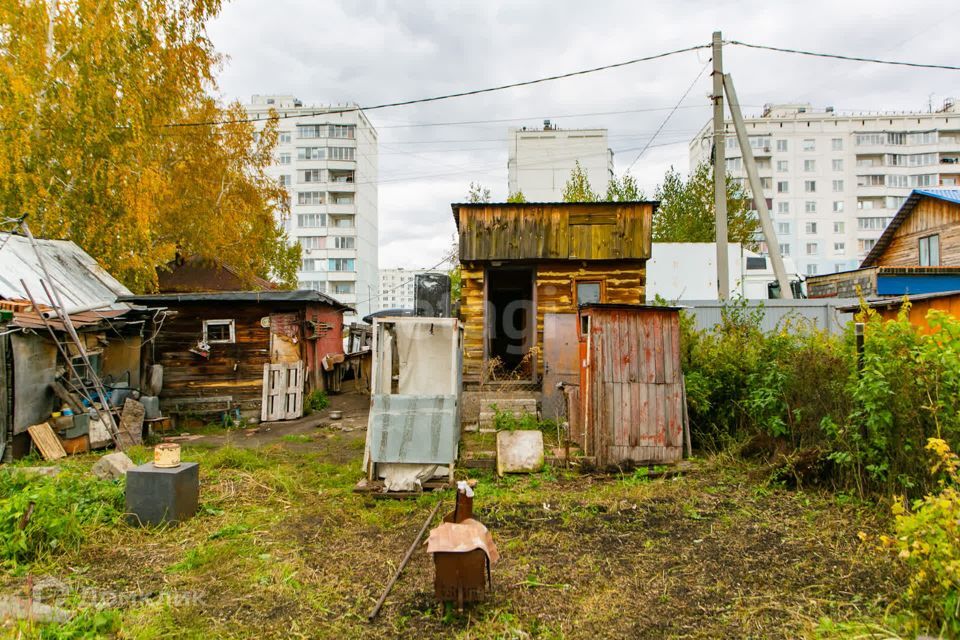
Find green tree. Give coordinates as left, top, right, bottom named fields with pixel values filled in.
left=605, top=173, right=643, bottom=202
left=0, top=0, right=298, bottom=291
left=652, top=163, right=760, bottom=246
left=506, top=190, right=527, bottom=203
left=561, top=161, right=598, bottom=202
left=466, top=182, right=491, bottom=203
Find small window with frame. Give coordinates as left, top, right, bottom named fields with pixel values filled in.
left=919, top=234, right=940, bottom=266
left=575, top=280, right=603, bottom=306
left=203, top=319, right=236, bottom=344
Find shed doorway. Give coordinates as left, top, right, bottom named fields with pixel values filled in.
left=485, top=267, right=535, bottom=380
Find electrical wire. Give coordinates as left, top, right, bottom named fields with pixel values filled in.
left=626, top=59, right=711, bottom=172
left=160, top=44, right=711, bottom=129
left=726, top=40, right=960, bottom=72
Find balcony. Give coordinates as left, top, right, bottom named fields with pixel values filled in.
left=327, top=203, right=355, bottom=215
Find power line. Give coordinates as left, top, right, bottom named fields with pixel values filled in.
left=160, top=44, right=711, bottom=129
left=626, top=59, right=712, bottom=172
left=726, top=40, right=960, bottom=72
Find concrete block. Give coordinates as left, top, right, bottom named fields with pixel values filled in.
left=496, top=430, right=544, bottom=475
left=125, top=462, right=199, bottom=526
left=91, top=452, right=135, bottom=481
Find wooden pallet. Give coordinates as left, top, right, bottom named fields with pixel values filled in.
left=354, top=478, right=452, bottom=499
left=27, top=423, right=67, bottom=460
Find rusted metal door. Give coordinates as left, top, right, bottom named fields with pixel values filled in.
left=542, top=313, right=579, bottom=420
left=261, top=362, right=303, bottom=422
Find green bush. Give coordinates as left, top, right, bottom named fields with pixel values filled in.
left=880, top=438, right=960, bottom=637
left=681, top=299, right=960, bottom=497
left=491, top=405, right=561, bottom=441
left=304, top=389, right=329, bottom=414
left=0, top=470, right=124, bottom=568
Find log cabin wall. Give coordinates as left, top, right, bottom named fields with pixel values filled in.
left=150, top=302, right=278, bottom=417
left=875, top=197, right=960, bottom=267
left=455, top=202, right=654, bottom=385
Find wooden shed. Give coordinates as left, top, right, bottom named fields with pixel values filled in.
left=571, top=304, right=685, bottom=466
left=120, top=291, right=351, bottom=424
left=453, top=202, right=655, bottom=417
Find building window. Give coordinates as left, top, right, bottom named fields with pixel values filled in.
left=298, top=147, right=326, bottom=160
left=301, top=258, right=322, bottom=272
left=725, top=157, right=742, bottom=171
left=328, top=124, right=356, bottom=139
left=776, top=139, right=788, bottom=152
left=859, top=238, right=877, bottom=253
left=297, top=125, right=324, bottom=139
left=805, top=201, right=817, bottom=213
left=278, top=152, right=291, bottom=165
left=777, top=201, right=789, bottom=214
left=833, top=221, right=845, bottom=234
left=805, top=222, right=818, bottom=234
left=858, top=217, right=887, bottom=231
left=833, top=201, right=844, bottom=212
left=832, top=180, right=844, bottom=192
left=575, top=281, right=602, bottom=306
left=919, top=234, right=941, bottom=266
left=804, top=159, right=816, bottom=172
left=298, top=169, right=323, bottom=183
left=831, top=138, right=843, bottom=151
left=806, top=264, right=818, bottom=275
left=832, top=159, right=843, bottom=171
left=803, top=139, right=816, bottom=152
left=779, top=243, right=790, bottom=256
left=328, top=146, right=356, bottom=161
left=806, top=242, right=819, bottom=256
left=776, top=160, right=788, bottom=172
left=297, top=192, right=324, bottom=206
left=834, top=242, right=845, bottom=254
left=297, top=213, right=326, bottom=227
left=330, top=193, right=354, bottom=204
left=278, top=175, right=291, bottom=187
left=856, top=133, right=885, bottom=146
left=760, top=177, right=772, bottom=189
left=203, top=319, right=235, bottom=345
left=299, top=236, right=325, bottom=249
left=332, top=236, right=355, bottom=249
left=300, top=280, right=327, bottom=292
left=777, top=181, right=789, bottom=193
left=329, top=258, right=355, bottom=272
left=279, top=131, right=292, bottom=144
left=777, top=222, right=790, bottom=235
left=804, top=180, right=817, bottom=193
left=330, top=215, right=355, bottom=228
left=334, top=282, right=355, bottom=294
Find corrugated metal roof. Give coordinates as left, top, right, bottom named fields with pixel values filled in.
left=837, top=290, right=960, bottom=313
left=120, top=289, right=353, bottom=312
left=861, top=189, right=960, bottom=268
left=0, top=234, right=132, bottom=310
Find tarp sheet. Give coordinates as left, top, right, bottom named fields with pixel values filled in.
left=369, top=394, right=458, bottom=464
left=11, top=333, right=56, bottom=435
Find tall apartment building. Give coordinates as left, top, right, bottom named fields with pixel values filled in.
left=508, top=121, right=614, bottom=201
left=689, top=100, right=960, bottom=276
left=245, top=95, right=378, bottom=318
left=378, top=268, right=430, bottom=310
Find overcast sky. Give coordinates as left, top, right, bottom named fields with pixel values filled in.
left=207, top=0, right=960, bottom=269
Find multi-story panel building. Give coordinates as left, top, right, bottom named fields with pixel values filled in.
left=689, top=100, right=960, bottom=276
left=508, top=122, right=614, bottom=201
left=377, top=268, right=430, bottom=310
left=244, top=95, right=378, bottom=318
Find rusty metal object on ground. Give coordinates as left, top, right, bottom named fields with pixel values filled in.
left=427, top=481, right=499, bottom=608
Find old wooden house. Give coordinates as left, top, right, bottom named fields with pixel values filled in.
left=120, top=291, right=351, bottom=425
left=452, top=201, right=655, bottom=423
left=808, top=189, right=960, bottom=298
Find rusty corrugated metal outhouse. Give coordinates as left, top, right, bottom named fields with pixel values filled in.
left=572, top=304, right=685, bottom=466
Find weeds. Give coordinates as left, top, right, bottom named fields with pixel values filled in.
left=304, top=389, right=329, bottom=414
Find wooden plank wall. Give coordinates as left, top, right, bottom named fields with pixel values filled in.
left=879, top=198, right=960, bottom=266
left=457, top=203, right=653, bottom=262
left=150, top=303, right=275, bottom=415
left=459, top=261, right=646, bottom=384
left=582, top=307, right=683, bottom=465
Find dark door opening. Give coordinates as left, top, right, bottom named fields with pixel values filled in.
left=486, top=267, right=534, bottom=377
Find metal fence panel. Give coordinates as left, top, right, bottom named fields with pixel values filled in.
left=679, top=299, right=860, bottom=335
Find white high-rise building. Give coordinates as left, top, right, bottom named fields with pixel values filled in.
left=689, top=100, right=960, bottom=276
left=508, top=122, right=614, bottom=201
left=245, top=95, right=378, bottom=318
left=377, top=268, right=432, bottom=311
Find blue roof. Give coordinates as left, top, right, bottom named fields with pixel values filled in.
left=861, top=189, right=960, bottom=267
left=914, top=188, right=960, bottom=205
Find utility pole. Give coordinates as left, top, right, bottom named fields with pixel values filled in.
left=723, top=73, right=794, bottom=299
left=712, top=31, right=730, bottom=299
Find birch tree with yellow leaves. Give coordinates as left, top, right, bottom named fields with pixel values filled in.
left=0, top=0, right=300, bottom=291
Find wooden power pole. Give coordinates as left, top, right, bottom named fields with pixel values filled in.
left=712, top=31, right=730, bottom=299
